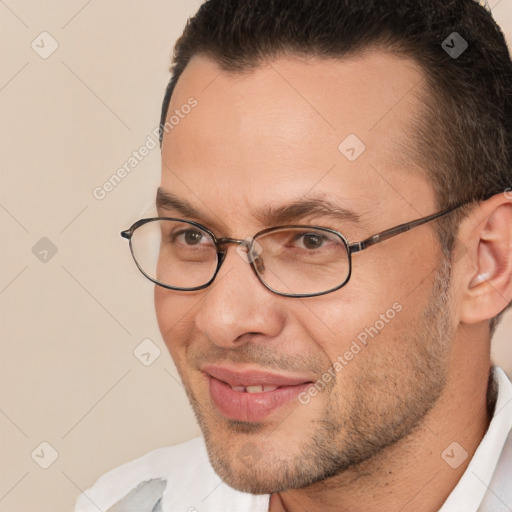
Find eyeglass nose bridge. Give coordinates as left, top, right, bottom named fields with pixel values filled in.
left=216, top=236, right=265, bottom=270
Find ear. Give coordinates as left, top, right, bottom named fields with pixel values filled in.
left=458, top=192, right=512, bottom=325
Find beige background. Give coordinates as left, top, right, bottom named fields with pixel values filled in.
left=0, top=1, right=510, bottom=511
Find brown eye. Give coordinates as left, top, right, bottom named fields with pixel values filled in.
left=291, top=232, right=326, bottom=250
left=301, top=233, right=324, bottom=250
left=183, top=230, right=204, bottom=245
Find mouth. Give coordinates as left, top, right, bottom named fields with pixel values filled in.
left=203, top=364, right=315, bottom=422
left=226, top=384, right=281, bottom=393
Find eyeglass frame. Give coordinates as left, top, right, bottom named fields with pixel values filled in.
left=120, top=202, right=466, bottom=298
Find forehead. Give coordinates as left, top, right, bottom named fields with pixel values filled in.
left=161, top=50, right=434, bottom=231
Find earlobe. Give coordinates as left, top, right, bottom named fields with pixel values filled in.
left=459, top=197, right=512, bottom=325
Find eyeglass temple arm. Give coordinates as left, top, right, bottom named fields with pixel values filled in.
left=348, top=204, right=464, bottom=254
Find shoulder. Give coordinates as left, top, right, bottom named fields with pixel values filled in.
left=74, top=437, right=270, bottom=512
left=74, top=437, right=209, bottom=512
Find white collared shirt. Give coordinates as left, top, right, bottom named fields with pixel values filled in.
left=75, top=367, right=512, bottom=512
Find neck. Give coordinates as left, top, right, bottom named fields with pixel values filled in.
left=269, top=360, right=495, bottom=512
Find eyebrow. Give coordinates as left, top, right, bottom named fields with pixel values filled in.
left=156, top=188, right=362, bottom=231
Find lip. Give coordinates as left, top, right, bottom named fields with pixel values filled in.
left=203, top=364, right=314, bottom=422
left=203, top=364, right=313, bottom=387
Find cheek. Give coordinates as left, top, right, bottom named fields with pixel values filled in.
left=295, top=260, right=422, bottom=362
left=154, top=286, right=198, bottom=357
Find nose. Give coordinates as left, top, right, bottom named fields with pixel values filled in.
left=194, top=245, right=285, bottom=349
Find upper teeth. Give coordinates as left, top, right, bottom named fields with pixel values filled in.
left=231, top=385, right=278, bottom=393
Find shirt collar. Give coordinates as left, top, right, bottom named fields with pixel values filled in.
left=438, top=366, right=512, bottom=512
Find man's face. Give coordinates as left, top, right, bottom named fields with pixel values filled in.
left=156, top=51, right=456, bottom=493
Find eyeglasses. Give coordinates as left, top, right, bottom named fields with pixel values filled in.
left=120, top=203, right=464, bottom=298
